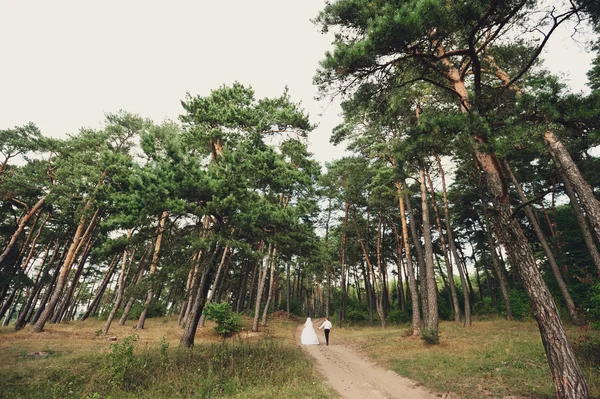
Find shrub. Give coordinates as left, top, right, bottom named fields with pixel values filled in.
left=105, top=335, right=138, bottom=389
left=508, top=288, right=532, bottom=319
left=203, top=302, right=243, bottom=338
left=387, top=309, right=410, bottom=324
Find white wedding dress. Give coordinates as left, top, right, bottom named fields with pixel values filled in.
left=301, top=317, right=320, bottom=345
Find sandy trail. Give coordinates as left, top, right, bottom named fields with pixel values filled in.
left=296, top=319, right=437, bottom=399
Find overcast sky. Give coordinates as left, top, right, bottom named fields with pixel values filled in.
left=0, top=1, right=595, bottom=164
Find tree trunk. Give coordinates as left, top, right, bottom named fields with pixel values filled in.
left=0, top=195, right=47, bottom=265
left=395, top=183, right=421, bottom=336
left=339, top=200, right=350, bottom=327
left=81, top=254, right=119, bottom=320
left=252, top=243, right=273, bottom=332
left=505, top=160, right=581, bottom=325
left=481, top=202, right=513, bottom=319
left=261, top=246, right=277, bottom=326
left=199, top=245, right=230, bottom=328
left=426, top=166, right=461, bottom=322
left=31, top=199, right=98, bottom=333
left=558, top=167, right=600, bottom=275
left=545, top=130, right=600, bottom=246
left=419, top=166, right=438, bottom=341
left=404, top=188, right=428, bottom=323
left=136, top=211, right=168, bottom=330
left=103, top=230, right=133, bottom=334
left=180, top=264, right=211, bottom=347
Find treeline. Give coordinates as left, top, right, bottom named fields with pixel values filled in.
left=0, top=84, right=326, bottom=347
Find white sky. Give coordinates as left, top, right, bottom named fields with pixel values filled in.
left=0, top=1, right=595, bottom=165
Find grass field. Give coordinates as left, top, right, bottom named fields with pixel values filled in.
left=1, top=316, right=599, bottom=398
left=0, top=315, right=335, bottom=399
left=331, top=319, right=600, bottom=399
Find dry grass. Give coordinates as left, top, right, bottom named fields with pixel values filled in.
left=331, top=319, right=600, bottom=399
left=0, top=315, right=334, bottom=399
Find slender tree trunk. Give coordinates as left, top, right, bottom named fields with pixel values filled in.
left=199, top=245, right=230, bottom=328
left=0, top=195, right=47, bottom=265
left=103, top=229, right=133, bottom=334
left=15, top=241, right=54, bottom=330
left=339, top=200, right=350, bottom=327
left=81, top=254, right=119, bottom=320
left=419, top=166, right=438, bottom=341
left=481, top=202, right=513, bottom=319
left=435, top=155, right=471, bottom=326
left=252, top=243, right=273, bottom=332
left=426, top=166, right=461, bottom=322
left=180, top=264, right=211, bottom=347
left=404, top=188, right=427, bottom=323
left=31, top=191, right=100, bottom=333
left=395, top=187, right=420, bottom=336
left=558, top=167, right=600, bottom=275
left=545, top=131, right=600, bottom=248
left=505, top=161, right=581, bottom=325
left=261, top=246, right=277, bottom=326
left=136, top=211, right=168, bottom=330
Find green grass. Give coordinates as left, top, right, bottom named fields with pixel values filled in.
left=333, top=319, right=600, bottom=399
left=0, top=316, right=335, bottom=399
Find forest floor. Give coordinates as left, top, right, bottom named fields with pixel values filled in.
left=296, top=318, right=439, bottom=399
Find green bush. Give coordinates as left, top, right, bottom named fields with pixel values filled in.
left=387, top=309, right=410, bottom=324
left=203, top=302, right=243, bottom=338
left=508, top=288, right=532, bottom=320
left=105, top=335, right=138, bottom=389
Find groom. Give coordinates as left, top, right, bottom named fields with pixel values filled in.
left=318, top=317, right=332, bottom=346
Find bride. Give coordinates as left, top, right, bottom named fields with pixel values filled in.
left=301, top=317, right=320, bottom=345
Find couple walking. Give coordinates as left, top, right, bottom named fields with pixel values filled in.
left=301, top=317, right=332, bottom=346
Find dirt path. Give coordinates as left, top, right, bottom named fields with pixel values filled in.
left=296, top=319, right=437, bottom=399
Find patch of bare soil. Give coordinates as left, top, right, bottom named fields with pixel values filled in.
left=296, top=319, right=445, bottom=399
